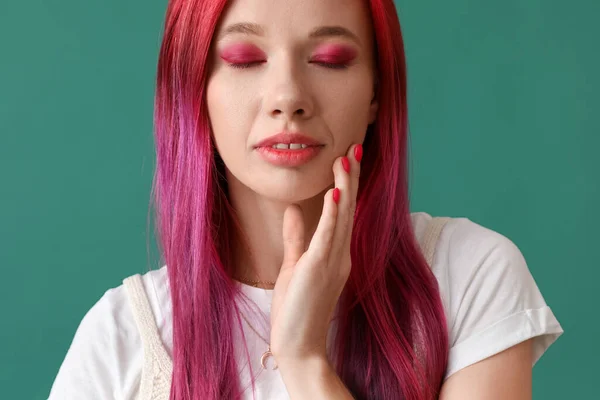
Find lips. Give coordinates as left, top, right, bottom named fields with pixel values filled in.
left=255, top=145, right=323, bottom=167
left=254, top=132, right=323, bottom=149
left=253, top=131, right=324, bottom=167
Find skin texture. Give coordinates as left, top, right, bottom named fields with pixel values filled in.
left=206, top=0, right=533, bottom=398
left=206, top=0, right=378, bottom=285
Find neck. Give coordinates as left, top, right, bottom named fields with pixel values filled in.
left=226, top=171, right=327, bottom=285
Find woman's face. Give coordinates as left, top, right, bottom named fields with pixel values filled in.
left=206, top=0, right=378, bottom=202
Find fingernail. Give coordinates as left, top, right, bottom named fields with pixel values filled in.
left=333, top=188, right=340, bottom=204
left=341, top=156, right=350, bottom=173
left=354, top=144, right=363, bottom=163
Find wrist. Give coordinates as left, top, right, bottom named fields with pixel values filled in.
left=276, top=352, right=331, bottom=373
left=277, top=355, right=353, bottom=399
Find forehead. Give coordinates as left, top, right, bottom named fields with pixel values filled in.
left=215, top=0, right=373, bottom=46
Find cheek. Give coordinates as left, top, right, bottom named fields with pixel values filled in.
left=319, top=73, right=373, bottom=142
left=206, top=78, right=225, bottom=131
left=206, top=77, right=253, bottom=144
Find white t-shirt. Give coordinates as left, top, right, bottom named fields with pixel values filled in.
left=48, top=212, right=563, bottom=399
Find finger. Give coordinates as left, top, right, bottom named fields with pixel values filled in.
left=282, top=204, right=306, bottom=267
left=342, top=143, right=362, bottom=250
left=306, top=188, right=338, bottom=261
left=327, top=147, right=355, bottom=264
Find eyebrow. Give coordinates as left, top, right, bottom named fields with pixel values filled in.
left=216, top=22, right=362, bottom=45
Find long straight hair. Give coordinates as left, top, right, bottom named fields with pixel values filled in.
left=151, top=0, right=449, bottom=398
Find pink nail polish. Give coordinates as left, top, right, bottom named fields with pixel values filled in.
left=341, top=156, right=350, bottom=173
left=333, top=188, right=340, bottom=204
left=354, top=144, right=363, bottom=163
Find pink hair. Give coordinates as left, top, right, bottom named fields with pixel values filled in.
left=151, top=0, right=449, bottom=398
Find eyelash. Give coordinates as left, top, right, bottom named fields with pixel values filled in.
left=228, top=61, right=349, bottom=70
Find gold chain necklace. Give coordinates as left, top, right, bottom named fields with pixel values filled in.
left=239, top=310, right=278, bottom=370
left=233, top=273, right=277, bottom=368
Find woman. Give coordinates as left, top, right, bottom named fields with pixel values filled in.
left=49, top=0, right=563, bottom=399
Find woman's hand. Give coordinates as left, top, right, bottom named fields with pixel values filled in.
left=270, top=143, right=363, bottom=365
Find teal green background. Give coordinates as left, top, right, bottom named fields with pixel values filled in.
left=1, top=0, right=596, bottom=398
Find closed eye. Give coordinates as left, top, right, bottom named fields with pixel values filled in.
left=311, top=61, right=349, bottom=70
left=228, top=61, right=264, bottom=69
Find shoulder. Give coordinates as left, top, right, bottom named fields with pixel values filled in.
left=48, top=266, right=171, bottom=399
left=125, top=266, right=173, bottom=354
left=411, top=212, right=563, bottom=380
left=411, top=211, right=523, bottom=268
left=411, top=211, right=536, bottom=307
left=425, top=212, right=529, bottom=286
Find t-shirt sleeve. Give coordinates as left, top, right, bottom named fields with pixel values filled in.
left=437, top=218, right=563, bottom=380
left=48, top=286, right=143, bottom=399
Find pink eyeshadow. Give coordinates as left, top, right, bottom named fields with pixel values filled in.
left=312, top=44, right=357, bottom=62
left=219, top=44, right=264, bottom=62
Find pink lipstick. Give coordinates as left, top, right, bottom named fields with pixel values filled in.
left=254, top=132, right=324, bottom=167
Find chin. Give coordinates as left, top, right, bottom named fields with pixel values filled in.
left=249, top=178, right=331, bottom=204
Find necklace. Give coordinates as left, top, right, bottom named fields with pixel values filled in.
left=239, top=310, right=278, bottom=370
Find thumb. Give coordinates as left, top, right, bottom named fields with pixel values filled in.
left=282, top=204, right=305, bottom=267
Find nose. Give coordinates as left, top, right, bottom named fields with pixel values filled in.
left=263, top=60, right=314, bottom=121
